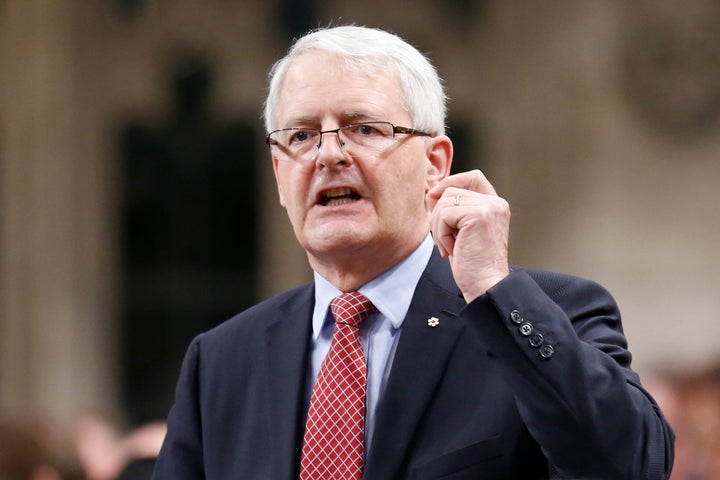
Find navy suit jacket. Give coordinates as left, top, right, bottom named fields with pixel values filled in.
left=153, top=250, right=674, bottom=479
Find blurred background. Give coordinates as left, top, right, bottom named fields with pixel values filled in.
left=1, top=0, right=719, bottom=478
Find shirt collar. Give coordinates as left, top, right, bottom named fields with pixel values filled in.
left=312, top=234, right=434, bottom=339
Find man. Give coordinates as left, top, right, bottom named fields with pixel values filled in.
left=153, top=25, right=674, bottom=479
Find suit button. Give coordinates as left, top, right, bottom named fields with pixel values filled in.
left=529, top=333, right=544, bottom=348
left=518, top=322, right=533, bottom=336
left=510, top=310, right=523, bottom=324
left=539, top=345, right=555, bottom=359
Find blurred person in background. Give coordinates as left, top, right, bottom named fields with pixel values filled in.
left=153, top=25, right=674, bottom=479
left=644, top=363, right=720, bottom=480
left=0, top=418, right=83, bottom=480
left=0, top=414, right=165, bottom=480
left=675, top=365, right=720, bottom=480
left=73, top=414, right=166, bottom=480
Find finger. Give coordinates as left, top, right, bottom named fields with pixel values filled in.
left=425, top=189, right=441, bottom=214
left=431, top=210, right=455, bottom=257
left=426, top=180, right=478, bottom=216
left=430, top=191, right=471, bottom=257
left=428, top=169, right=498, bottom=199
left=427, top=170, right=493, bottom=212
left=427, top=185, right=476, bottom=221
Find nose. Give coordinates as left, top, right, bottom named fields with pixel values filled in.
left=315, top=129, right=349, bottom=166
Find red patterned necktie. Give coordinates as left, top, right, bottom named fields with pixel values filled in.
left=300, top=292, right=376, bottom=480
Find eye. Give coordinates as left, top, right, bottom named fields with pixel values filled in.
left=355, top=123, right=382, bottom=136
left=288, top=129, right=316, bottom=144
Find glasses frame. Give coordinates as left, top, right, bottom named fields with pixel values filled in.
left=265, top=121, right=431, bottom=161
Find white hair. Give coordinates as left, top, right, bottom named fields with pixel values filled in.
left=263, top=25, right=447, bottom=136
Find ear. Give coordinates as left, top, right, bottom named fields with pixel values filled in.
left=424, top=135, right=453, bottom=191
left=271, top=155, right=287, bottom=207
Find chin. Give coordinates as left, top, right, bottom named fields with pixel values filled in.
left=305, top=229, right=374, bottom=255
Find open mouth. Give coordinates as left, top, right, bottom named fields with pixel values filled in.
left=319, top=187, right=361, bottom=206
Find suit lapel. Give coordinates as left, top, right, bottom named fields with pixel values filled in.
left=364, top=250, right=468, bottom=479
left=262, top=284, right=314, bottom=480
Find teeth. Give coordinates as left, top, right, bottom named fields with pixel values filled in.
left=320, top=187, right=359, bottom=206
left=324, top=187, right=353, bottom=198
left=326, top=197, right=355, bottom=206
left=322, top=187, right=358, bottom=207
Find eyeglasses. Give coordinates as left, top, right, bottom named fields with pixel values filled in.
left=266, top=121, right=430, bottom=163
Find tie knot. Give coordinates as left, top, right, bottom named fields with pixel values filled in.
left=330, top=292, right=375, bottom=328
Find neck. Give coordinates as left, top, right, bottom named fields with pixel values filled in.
left=308, top=237, right=425, bottom=292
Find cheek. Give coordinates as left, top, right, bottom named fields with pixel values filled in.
left=275, top=165, right=301, bottom=205
left=272, top=158, right=287, bottom=206
left=377, top=168, right=426, bottom=215
left=279, top=168, right=312, bottom=214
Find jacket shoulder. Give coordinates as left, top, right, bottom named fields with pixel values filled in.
left=203, top=281, right=314, bottom=340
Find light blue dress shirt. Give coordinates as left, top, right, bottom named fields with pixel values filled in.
left=309, top=234, right=435, bottom=454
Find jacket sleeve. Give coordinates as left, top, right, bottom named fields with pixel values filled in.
left=463, top=269, right=675, bottom=480
left=152, top=335, right=206, bottom=480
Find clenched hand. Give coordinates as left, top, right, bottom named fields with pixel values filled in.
left=427, top=170, right=511, bottom=303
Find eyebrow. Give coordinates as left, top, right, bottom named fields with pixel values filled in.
left=282, top=116, right=319, bottom=128
left=343, top=111, right=381, bottom=122
left=281, top=111, right=382, bottom=129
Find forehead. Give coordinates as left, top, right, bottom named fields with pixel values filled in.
left=277, top=51, right=408, bottom=125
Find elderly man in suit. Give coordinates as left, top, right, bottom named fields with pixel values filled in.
left=153, top=25, right=674, bottom=480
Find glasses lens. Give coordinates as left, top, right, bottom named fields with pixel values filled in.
left=341, top=122, right=393, bottom=148
left=271, top=129, right=319, bottom=160
left=270, top=122, right=397, bottom=162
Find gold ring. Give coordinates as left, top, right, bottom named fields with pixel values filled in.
left=453, top=195, right=461, bottom=206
